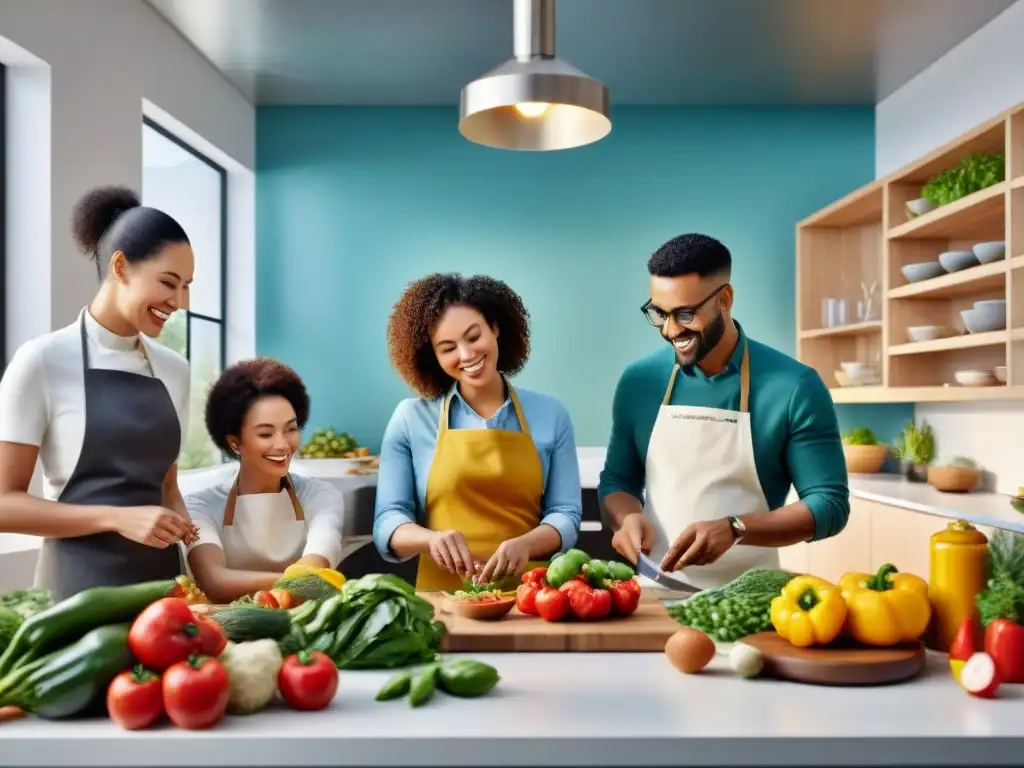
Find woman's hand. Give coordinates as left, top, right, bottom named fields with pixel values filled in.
left=478, top=536, right=531, bottom=584
left=108, top=506, right=198, bottom=548
left=427, top=529, right=475, bottom=577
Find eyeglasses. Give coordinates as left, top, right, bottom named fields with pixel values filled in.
left=641, top=284, right=728, bottom=328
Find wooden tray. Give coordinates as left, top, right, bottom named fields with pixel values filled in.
left=421, top=590, right=680, bottom=652
left=741, top=632, right=926, bottom=686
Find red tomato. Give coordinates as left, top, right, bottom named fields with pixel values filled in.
left=278, top=650, right=339, bottom=711
left=162, top=656, right=230, bottom=730
left=559, top=578, right=590, bottom=594
left=516, top=583, right=541, bottom=615
left=129, top=598, right=205, bottom=671
left=609, top=582, right=641, bottom=616
left=521, top=567, right=548, bottom=586
left=949, top=617, right=981, bottom=662
left=534, top=587, right=570, bottom=621
left=193, top=614, right=227, bottom=657
left=621, top=578, right=642, bottom=597
left=984, top=618, right=1024, bottom=683
left=569, top=586, right=612, bottom=620
left=106, top=666, right=164, bottom=730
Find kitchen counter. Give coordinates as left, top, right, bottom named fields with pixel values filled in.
left=849, top=474, right=1024, bottom=533
left=1, top=651, right=1021, bottom=766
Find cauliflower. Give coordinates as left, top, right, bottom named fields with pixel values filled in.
left=218, top=639, right=283, bottom=714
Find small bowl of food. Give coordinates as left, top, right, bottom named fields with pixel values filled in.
left=443, top=584, right=517, bottom=620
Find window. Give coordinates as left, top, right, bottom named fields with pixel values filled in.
left=142, top=118, right=227, bottom=470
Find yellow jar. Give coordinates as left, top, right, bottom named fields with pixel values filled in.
left=928, top=519, right=988, bottom=652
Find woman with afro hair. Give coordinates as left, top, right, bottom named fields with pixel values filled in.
left=374, top=273, right=582, bottom=591
left=184, top=358, right=345, bottom=603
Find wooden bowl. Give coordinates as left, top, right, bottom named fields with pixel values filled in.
left=927, top=465, right=981, bottom=493
left=843, top=444, right=888, bottom=474
left=444, top=597, right=516, bottom=620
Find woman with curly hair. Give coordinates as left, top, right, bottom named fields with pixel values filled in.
left=374, top=273, right=582, bottom=591
left=184, top=358, right=345, bottom=603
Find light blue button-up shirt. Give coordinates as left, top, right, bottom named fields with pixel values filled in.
left=372, top=384, right=583, bottom=562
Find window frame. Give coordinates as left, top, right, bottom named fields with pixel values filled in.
left=142, top=116, right=228, bottom=372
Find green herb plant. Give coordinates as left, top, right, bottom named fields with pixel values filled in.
left=920, top=152, right=1005, bottom=206
left=892, top=421, right=937, bottom=465
left=842, top=426, right=879, bottom=446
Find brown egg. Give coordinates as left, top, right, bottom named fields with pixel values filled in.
left=665, top=628, right=716, bottom=674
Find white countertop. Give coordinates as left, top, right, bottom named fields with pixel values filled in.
left=849, top=474, right=1024, bottom=533
left=0, top=650, right=1021, bottom=766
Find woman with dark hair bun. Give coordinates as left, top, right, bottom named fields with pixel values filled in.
left=0, top=185, right=198, bottom=600
left=184, top=358, right=345, bottom=604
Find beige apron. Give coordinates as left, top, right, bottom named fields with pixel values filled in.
left=221, top=475, right=308, bottom=571
left=642, top=342, right=779, bottom=593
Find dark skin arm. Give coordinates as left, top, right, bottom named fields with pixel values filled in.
left=187, top=544, right=282, bottom=605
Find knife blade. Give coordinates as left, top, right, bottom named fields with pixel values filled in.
left=636, top=552, right=701, bottom=594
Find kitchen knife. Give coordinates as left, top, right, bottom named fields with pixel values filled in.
left=636, top=552, right=701, bottom=594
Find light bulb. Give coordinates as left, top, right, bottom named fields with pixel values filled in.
left=515, top=102, right=550, bottom=118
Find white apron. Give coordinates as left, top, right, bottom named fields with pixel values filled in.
left=642, top=342, right=779, bottom=593
left=221, top=475, right=309, bottom=571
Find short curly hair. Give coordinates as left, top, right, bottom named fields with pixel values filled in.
left=204, top=357, right=311, bottom=454
left=387, top=273, right=531, bottom=398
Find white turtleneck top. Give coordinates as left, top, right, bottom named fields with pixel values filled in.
left=0, top=307, right=191, bottom=501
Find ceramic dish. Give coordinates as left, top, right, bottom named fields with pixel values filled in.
left=906, top=198, right=936, bottom=218
left=973, top=241, right=1006, bottom=264
left=901, top=262, right=946, bottom=283
left=443, top=596, right=516, bottom=620
left=834, top=370, right=881, bottom=387
left=954, top=370, right=998, bottom=387
left=938, top=250, right=979, bottom=272
left=961, top=304, right=1006, bottom=333
left=906, top=325, right=954, bottom=343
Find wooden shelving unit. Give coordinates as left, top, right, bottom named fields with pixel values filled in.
left=796, top=101, right=1024, bottom=405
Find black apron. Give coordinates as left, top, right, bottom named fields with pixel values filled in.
left=34, top=314, right=185, bottom=601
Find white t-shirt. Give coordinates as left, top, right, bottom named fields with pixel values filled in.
left=0, top=308, right=191, bottom=501
left=184, top=471, right=345, bottom=569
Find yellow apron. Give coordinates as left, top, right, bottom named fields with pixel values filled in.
left=416, top=383, right=545, bottom=592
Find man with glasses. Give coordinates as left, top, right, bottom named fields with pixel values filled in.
left=598, top=233, right=849, bottom=592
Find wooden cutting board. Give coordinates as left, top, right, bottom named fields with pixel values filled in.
left=421, top=590, right=680, bottom=652
left=741, top=631, right=927, bottom=686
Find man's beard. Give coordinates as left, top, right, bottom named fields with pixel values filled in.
left=667, top=312, right=726, bottom=367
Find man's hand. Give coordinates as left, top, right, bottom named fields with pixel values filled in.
left=661, top=518, right=736, bottom=572
left=610, top=513, right=655, bottom=564
left=477, top=536, right=531, bottom=584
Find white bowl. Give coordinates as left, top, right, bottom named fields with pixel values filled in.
left=834, top=370, right=881, bottom=388
left=906, top=198, right=936, bottom=218
left=955, top=370, right=998, bottom=387
left=995, top=366, right=1008, bottom=383
left=840, top=361, right=874, bottom=377
left=907, top=325, right=955, bottom=343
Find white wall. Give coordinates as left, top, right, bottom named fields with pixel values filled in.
left=0, top=0, right=257, bottom=571
left=875, top=0, right=1024, bottom=495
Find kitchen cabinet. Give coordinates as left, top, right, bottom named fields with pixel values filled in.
left=778, top=496, right=996, bottom=582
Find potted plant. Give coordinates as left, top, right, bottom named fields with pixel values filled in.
left=841, top=427, right=888, bottom=474
left=927, top=456, right=982, bottom=493
left=892, top=421, right=936, bottom=483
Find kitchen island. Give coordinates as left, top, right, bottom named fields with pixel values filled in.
left=1, top=650, right=1020, bottom=767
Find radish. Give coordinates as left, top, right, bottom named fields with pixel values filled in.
left=960, top=652, right=1001, bottom=698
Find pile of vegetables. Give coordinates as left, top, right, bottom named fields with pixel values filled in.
left=667, top=568, right=795, bottom=642
left=954, top=528, right=1024, bottom=694
left=920, top=152, right=1005, bottom=207
left=769, top=563, right=932, bottom=649
left=513, top=549, right=642, bottom=621
left=284, top=574, right=445, bottom=669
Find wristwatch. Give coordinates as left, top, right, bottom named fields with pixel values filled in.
left=728, top=516, right=746, bottom=542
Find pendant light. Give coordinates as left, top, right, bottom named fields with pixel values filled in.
left=459, top=0, right=611, bottom=151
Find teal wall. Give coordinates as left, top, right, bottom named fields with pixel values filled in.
left=256, top=106, right=911, bottom=451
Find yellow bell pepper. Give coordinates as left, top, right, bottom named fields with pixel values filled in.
left=770, top=575, right=848, bottom=647
left=838, top=563, right=931, bottom=647
left=283, top=563, right=318, bottom=580
left=315, top=568, right=346, bottom=590
left=281, top=565, right=346, bottom=590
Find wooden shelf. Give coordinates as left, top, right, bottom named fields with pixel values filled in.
left=799, top=321, right=881, bottom=339
left=887, top=183, right=1006, bottom=241
left=888, top=330, right=1006, bottom=356
left=797, top=101, right=1024, bottom=402
left=888, top=258, right=1011, bottom=299
left=830, top=385, right=1024, bottom=404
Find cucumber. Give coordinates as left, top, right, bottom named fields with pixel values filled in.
left=0, top=623, right=132, bottom=719
left=212, top=605, right=292, bottom=643
left=288, top=600, right=319, bottom=626
left=0, top=580, right=173, bottom=677
left=305, top=594, right=344, bottom=636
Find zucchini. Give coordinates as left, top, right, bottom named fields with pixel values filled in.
left=212, top=604, right=292, bottom=643
left=0, top=580, right=174, bottom=677
left=272, top=575, right=339, bottom=602
left=0, top=623, right=132, bottom=719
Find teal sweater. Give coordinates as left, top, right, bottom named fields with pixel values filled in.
left=597, top=324, right=850, bottom=542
